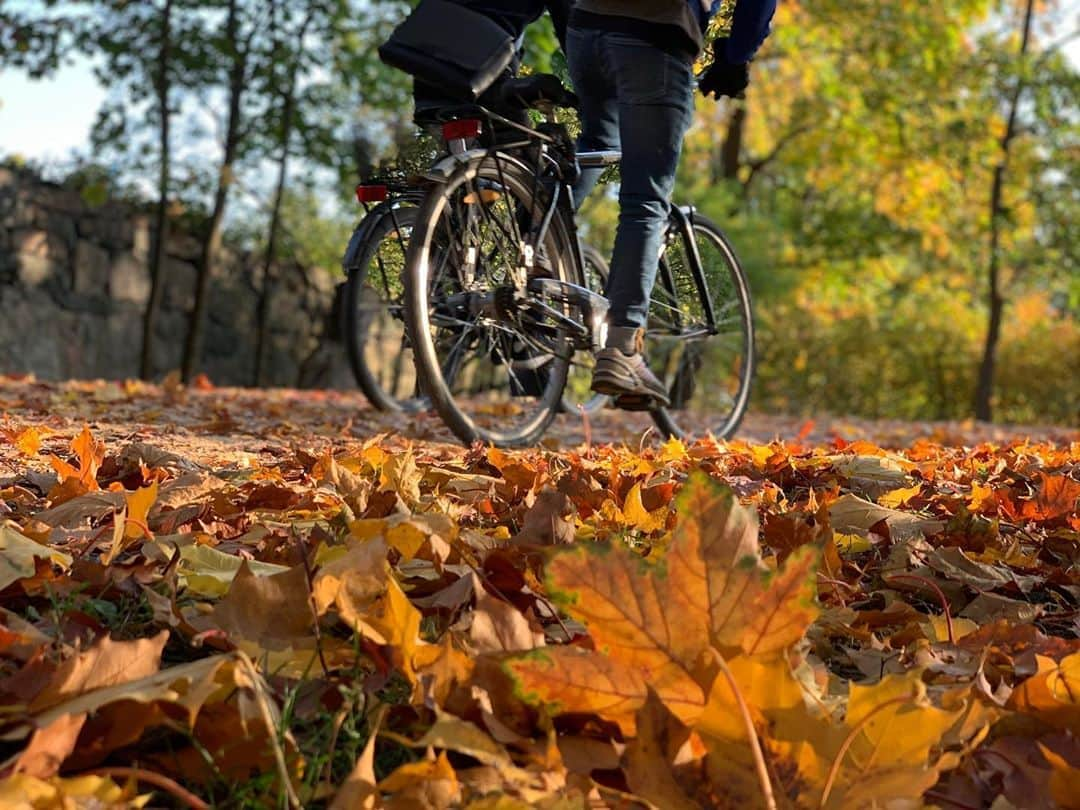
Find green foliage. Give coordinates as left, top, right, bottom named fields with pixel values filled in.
left=675, top=0, right=1079, bottom=424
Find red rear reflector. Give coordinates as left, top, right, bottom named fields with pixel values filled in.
left=442, top=119, right=483, bottom=141
left=355, top=184, right=388, bottom=203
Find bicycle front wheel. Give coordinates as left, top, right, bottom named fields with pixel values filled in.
left=343, top=205, right=425, bottom=412
left=647, top=214, right=754, bottom=440
left=404, top=154, right=577, bottom=447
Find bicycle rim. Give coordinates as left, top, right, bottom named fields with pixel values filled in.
left=344, top=206, right=426, bottom=412
left=405, top=154, right=573, bottom=446
left=648, top=215, right=754, bottom=440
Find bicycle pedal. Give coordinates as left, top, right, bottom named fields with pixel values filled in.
left=611, top=394, right=658, bottom=412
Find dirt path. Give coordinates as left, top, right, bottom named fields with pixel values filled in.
left=1, top=376, right=1074, bottom=475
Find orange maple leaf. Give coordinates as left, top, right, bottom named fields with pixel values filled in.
left=1021, top=473, right=1080, bottom=522
left=507, top=474, right=819, bottom=731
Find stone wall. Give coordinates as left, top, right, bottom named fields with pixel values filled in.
left=0, top=166, right=351, bottom=388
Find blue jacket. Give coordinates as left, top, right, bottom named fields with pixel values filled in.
left=693, top=0, right=777, bottom=63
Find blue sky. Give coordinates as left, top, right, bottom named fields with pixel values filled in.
left=0, top=55, right=104, bottom=165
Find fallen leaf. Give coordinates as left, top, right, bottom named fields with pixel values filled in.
left=12, top=713, right=87, bottom=778
left=31, top=631, right=169, bottom=712
left=0, top=525, right=72, bottom=591
left=210, top=562, right=314, bottom=646
left=470, top=585, right=544, bottom=653
left=829, top=493, right=944, bottom=541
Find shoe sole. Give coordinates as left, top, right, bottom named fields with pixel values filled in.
left=591, top=370, right=670, bottom=409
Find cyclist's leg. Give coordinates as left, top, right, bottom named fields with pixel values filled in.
left=604, top=37, right=694, bottom=332
left=584, top=33, right=694, bottom=407
left=566, top=25, right=619, bottom=210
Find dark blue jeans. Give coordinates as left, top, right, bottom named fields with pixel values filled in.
left=567, top=25, right=695, bottom=330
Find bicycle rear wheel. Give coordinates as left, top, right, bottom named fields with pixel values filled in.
left=647, top=213, right=754, bottom=440
left=343, top=205, right=425, bottom=412
left=404, top=154, right=579, bottom=446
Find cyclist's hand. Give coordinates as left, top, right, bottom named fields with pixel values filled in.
left=698, top=37, right=749, bottom=99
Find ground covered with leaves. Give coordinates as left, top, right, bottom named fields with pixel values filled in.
left=0, top=376, right=1077, bottom=809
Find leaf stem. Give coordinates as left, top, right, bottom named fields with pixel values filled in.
left=883, top=573, right=955, bottom=644
left=710, top=647, right=777, bottom=810
left=82, top=766, right=209, bottom=810
left=818, top=695, right=912, bottom=809
left=236, top=652, right=302, bottom=809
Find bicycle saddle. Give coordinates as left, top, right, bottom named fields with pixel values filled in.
left=491, top=74, right=579, bottom=110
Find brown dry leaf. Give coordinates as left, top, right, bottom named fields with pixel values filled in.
left=511, top=489, right=576, bottom=546
left=313, top=539, right=390, bottom=622
left=412, top=572, right=479, bottom=612
left=34, top=490, right=125, bottom=528
left=350, top=513, right=457, bottom=561
left=381, top=447, right=422, bottom=505
left=414, top=635, right=475, bottom=707
left=24, top=654, right=241, bottom=763
left=829, top=493, right=944, bottom=541
left=153, top=472, right=227, bottom=510
left=210, top=561, right=315, bottom=645
left=30, top=630, right=169, bottom=712
left=314, top=537, right=424, bottom=678
left=470, top=585, right=545, bottom=654
left=12, top=712, right=87, bottom=778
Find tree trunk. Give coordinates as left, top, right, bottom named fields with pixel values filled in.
left=974, top=0, right=1035, bottom=421
left=719, top=104, right=745, bottom=182
left=140, top=0, right=173, bottom=380
left=182, top=0, right=245, bottom=382
left=254, top=9, right=312, bottom=386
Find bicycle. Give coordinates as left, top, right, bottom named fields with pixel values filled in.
left=401, top=79, right=755, bottom=447
left=340, top=96, right=611, bottom=416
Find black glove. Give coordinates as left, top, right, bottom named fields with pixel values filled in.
left=698, top=37, right=750, bottom=99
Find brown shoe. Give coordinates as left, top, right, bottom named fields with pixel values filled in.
left=590, top=326, right=670, bottom=408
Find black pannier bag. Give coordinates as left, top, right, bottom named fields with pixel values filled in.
left=377, top=0, right=517, bottom=102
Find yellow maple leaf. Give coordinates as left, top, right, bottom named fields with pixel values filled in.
left=622, top=483, right=667, bottom=533
left=123, top=481, right=158, bottom=540
left=1038, top=744, right=1080, bottom=810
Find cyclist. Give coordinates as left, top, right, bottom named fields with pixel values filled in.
left=568, top=0, right=778, bottom=409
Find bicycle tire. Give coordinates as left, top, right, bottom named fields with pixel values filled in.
left=343, top=205, right=426, bottom=413
left=404, top=153, right=580, bottom=447
left=648, top=214, right=754, bottom=440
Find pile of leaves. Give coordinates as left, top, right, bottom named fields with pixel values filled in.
left=0, top=381, right=1078, bottom=808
